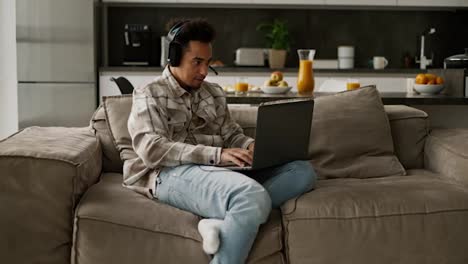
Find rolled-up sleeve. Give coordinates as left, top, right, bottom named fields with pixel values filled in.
left=128, top=91, right=222, bottom=167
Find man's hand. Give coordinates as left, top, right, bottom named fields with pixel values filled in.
left=221, top=148, right=253, bottom=167
left=247, top=142, right=255, bottom=152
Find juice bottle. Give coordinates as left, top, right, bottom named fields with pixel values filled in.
left=297, top=49, right=316, bottom=94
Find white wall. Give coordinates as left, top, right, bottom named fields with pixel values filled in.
left=0, top=0, right=18, bottom=139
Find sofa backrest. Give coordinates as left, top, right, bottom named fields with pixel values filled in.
left=90, top=96, right=429, bottom=173
left=384, top=105, right=429, bottom=169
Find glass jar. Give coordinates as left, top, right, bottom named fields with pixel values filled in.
left=297, top=49, right=316, bottom=94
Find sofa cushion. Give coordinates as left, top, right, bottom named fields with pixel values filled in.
left=0, top=127, right=101, bottom=264
left=229, top=104, right=257, bottom=138
left=384, top=105, right=428, bottom=169
left=73, top=173, right=285, bottom=264
left=282, top=170, right=468, bottom=264
left=90, top=105, right=123, bottom=173
left=309, top=86, right=405, bottom=179
left=425, top=128, right=468, bottom=187
left=102, top=95, right=135, bottom=162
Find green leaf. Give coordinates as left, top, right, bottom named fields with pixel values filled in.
left=256, top=19, right=290, bottom=51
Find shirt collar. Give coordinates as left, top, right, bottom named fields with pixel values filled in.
left=162, top=66, right=190, bottom=98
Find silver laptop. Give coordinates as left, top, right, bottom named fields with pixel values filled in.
left=219, top=99, right=314, bottom=171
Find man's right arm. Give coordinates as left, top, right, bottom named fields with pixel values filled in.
left=128, top=93, right=221, bottom=168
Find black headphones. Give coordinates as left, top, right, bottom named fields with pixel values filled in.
left=167, top=20, right=187, bottom=67
left=166, top=20, right=218, bottom=75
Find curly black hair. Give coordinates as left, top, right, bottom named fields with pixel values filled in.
left=166, top=18, right=216, bottom=50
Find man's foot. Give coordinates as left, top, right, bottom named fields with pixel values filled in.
left=197, top=218, right=223, bottom=255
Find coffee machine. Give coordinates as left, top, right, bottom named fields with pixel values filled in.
left=123, top=24, right=151, bottom=66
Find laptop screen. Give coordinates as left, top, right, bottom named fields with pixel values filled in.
left=251, top=99, right=314, bottom=170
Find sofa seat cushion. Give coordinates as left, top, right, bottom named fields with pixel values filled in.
left=73, top=173, right=285, bottom=264
left=282, top=169, right=468, bottom=264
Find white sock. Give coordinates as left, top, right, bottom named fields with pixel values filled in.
left=197, top=218, right=223, bottom=255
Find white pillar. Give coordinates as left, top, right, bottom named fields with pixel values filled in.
left=0, top=0, right=18, bottom=139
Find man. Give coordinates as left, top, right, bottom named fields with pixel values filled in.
left=126, top=18, right=316, bottom=264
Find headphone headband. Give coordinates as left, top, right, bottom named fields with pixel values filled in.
left=167, top=20, right=188, bottom=42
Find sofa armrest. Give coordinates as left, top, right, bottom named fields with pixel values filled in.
left=0, top=126, right=102, bottom=264
left=424, top=129, right=468, bottom=186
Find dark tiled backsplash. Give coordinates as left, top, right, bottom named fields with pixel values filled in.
left=107, top=6, right=468, bottom=69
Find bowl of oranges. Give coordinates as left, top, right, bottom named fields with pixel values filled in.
left=413, top=73, right=444, bottom=95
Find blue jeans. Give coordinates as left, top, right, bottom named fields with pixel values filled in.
left=154, top=160, right=316, bottom=264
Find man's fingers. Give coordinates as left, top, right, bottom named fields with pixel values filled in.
left=228, top=155, right=245, bottom=167
left=221, top=148, right=254, bottom=167
left=229, top=149, right=253, bottom=165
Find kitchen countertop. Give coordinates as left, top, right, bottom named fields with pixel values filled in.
left=226, top=92, right=468, bottom=105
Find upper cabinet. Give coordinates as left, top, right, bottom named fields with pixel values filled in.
left=102, top=0, right=177, bottom=2
left=178, top=0, right=251, bottom=3
left=101, top=0, right=468, bottom=6
left=397, top=0, right=463, bottom=6
left=325, top=0, right=396, bottom=6
left=253, top=0, right=325, bottom=4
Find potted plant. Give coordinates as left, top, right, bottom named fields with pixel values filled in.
left=257, top=19, right=291, bottom=69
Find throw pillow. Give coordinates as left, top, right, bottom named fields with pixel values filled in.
left=103, top=95, right=136, bottom=162
left=309, top=86, right=406, bottom=179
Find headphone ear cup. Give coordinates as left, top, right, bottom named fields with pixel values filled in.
left=168, top=41, right=182, bottom=67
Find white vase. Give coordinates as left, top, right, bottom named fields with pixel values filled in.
left=268, top=49, right=287, bottom=69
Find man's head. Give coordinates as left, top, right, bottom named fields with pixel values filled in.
left=167, top=19, right=215, bottom=90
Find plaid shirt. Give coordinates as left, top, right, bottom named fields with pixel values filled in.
left=124, top=67, right=254, bottom=198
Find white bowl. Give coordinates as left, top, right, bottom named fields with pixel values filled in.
left=413, top=84, right=444, bottom=95
left=261, top=86, right=292, bottom=94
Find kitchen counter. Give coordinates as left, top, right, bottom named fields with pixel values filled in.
left=226, top=92, right=468, bottom=105
left=99, top=69, right=467, bottom=105
left=100, top=66, right=424, bottom=77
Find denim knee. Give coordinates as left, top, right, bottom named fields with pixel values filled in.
left=290, top=160, right=317, bottom=191
left=242, top=180, right=272, bottom=224
left=253, top=188, right=272, bottom=223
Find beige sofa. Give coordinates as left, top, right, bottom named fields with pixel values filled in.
left=1, top=94, right=468, bottom=264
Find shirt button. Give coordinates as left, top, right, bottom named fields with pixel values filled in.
left=187, top=107, right=191, bottom=111
left=209, top=160, right=214, bottom=164
left=167, top=117, right=171, bottom=121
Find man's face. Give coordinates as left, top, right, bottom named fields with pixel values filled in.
left=173, top=40, right=212, bottom=89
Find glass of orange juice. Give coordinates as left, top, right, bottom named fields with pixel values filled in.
left=235, top=77, right=249, bottom=95
left=346, top=78, right=360, bottom=91
left=297, top=49, right=316, bottom=94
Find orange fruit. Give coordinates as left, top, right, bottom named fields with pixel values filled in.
left=425, top=73, right=437, bottom=82
left=415, top=74, right=428, bottom=84
left=415, top=73, right=425, bottom=79
left=436, top=76, right=444, bottom=84
left=427, top=79, right=436, bottom=85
